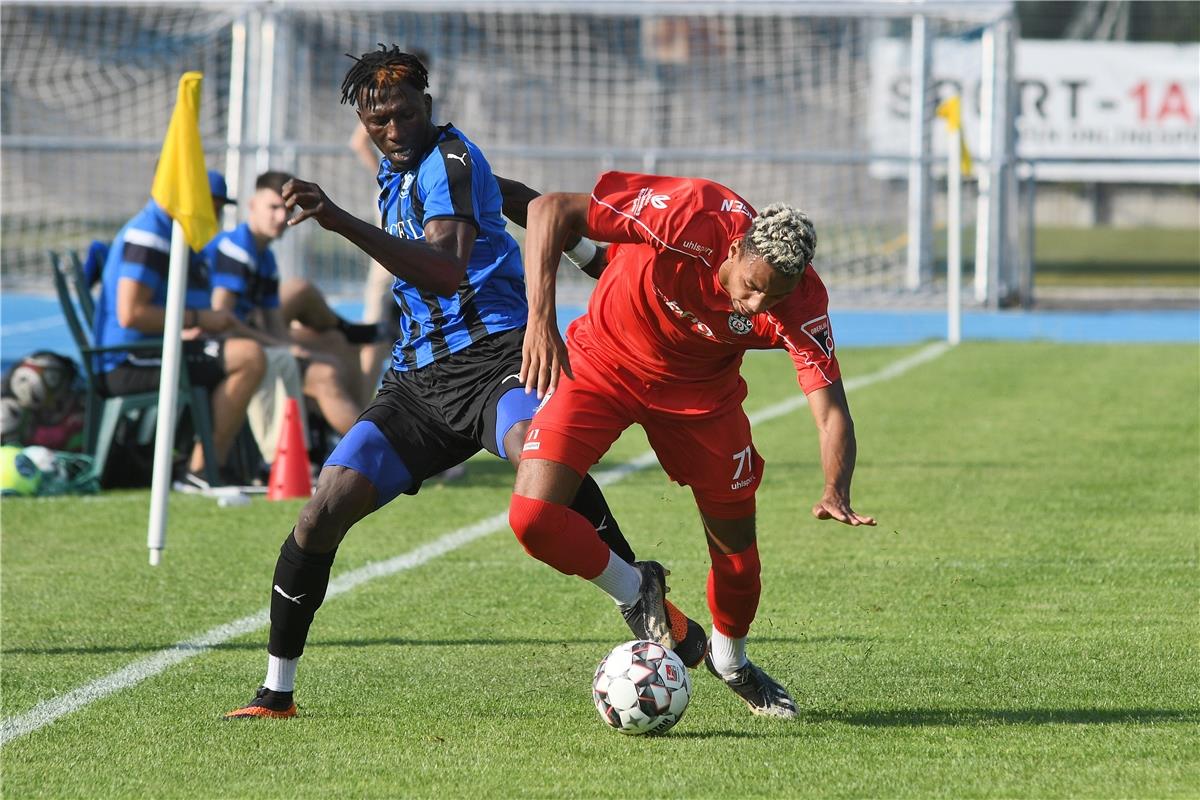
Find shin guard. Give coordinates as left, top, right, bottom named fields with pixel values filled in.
left=267, top=531, right=337, bottom=659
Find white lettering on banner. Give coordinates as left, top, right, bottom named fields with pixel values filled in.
left=868, top=39, right=1200, bottom=182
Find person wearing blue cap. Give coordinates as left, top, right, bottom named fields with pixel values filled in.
left=92, top=170, right=267, bottom=486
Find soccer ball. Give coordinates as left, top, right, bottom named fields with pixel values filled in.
left=592, top=640, right=692, bottom=735
left=0, top=445, right=41, bottom=497
left=8, top=353, right=73, bottom=411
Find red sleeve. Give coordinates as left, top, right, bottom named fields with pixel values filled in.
left=763, top=271, right=842, bottom=394
left=586, top=171, right=751, bottom=269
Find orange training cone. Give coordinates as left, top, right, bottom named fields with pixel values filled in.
left=267, top=397, right=313, bottom=500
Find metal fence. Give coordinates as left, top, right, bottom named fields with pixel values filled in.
left=2, top=1, right=1022, bottom=307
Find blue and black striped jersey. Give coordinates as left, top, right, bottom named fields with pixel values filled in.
left=92, top=200, right=213, bottom=373
left=203, top=222, right=280, bottom=322
left=377, top=124, right=526, bottom=371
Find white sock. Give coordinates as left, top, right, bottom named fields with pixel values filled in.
left=264, top=655, right=298, bottom=693
left=709, top=629, right=748, bottom=677
left=589, top=551, right=642, bottom=606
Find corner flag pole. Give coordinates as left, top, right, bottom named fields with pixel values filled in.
left=147, top=221, right=190, bottom=566
left=147, top=72, right=219, bottom=566
left=937, top=95, right=972, bottom=346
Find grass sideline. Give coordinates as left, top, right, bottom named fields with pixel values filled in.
left=932, top=226, right=1200, bottom=289
left=2, top=343, right=1197, bottom=798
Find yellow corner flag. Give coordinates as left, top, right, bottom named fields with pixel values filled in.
left=151, top=72, right=217, bottom=251
left=936, top=95, right=974, bottom=176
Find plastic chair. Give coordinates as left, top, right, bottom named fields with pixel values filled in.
left=49, top=250, right=220, bottom=486
left=65, top=249, right=98, bottom=327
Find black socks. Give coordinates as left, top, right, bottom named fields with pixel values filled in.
left=336, top=315, right=381, bottom=345
left=267, top=530, right=337, bottom=659
left=570, top=473, right=636, bottom=564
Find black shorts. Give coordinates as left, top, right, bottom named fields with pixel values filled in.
left=100, top=338, right=227, bottom=397
left=359, top=326, right=531, bottom=489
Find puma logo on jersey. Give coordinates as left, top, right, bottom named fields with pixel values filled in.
left=446, top=152, right=468, bottom=166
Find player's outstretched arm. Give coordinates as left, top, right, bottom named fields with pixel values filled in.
left=282, top=177, right=470, bottom=297
left=520, top=191, right=590, bottom=397
left=806, top=380, right=876, bottom=527
left=495, top=174, right=608, bottom=279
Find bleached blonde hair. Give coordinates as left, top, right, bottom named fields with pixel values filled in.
left=745, top=203, right=816, bottom=277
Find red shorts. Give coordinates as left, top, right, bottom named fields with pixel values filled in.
left=521, top=349, right=764, bottom=519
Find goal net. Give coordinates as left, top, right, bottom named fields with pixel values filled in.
left=2, top=1, right=1013, bottom=307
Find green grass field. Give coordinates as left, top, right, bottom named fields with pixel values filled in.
left=2, top=342, right=1198, bottom=798
left=932, top=226, right=1200, bottom=289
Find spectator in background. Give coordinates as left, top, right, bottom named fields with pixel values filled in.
left=204, top=170, right=370, bottom=440
left=92, top=171, right=267, bottom=486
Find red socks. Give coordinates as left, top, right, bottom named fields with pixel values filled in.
left=706, top=542, right=762, bottom=639
left=509, top=493, right=610, bottom=579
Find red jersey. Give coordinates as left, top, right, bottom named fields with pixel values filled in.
left=568, top=171, right=840, bottom=415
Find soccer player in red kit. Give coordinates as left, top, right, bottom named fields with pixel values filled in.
left=508, top=171, right=876, bottom=718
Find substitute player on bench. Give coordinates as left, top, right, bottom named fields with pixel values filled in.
left=509, top=171, right=876, bottom=718
left=226, top=48, right=705, bottom=719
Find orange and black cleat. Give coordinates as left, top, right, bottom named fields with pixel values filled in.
left=666, top=600, right=708, bottom=669
left=223, top=687, right=297, bottom=720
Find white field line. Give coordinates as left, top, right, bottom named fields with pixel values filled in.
left=1, top=341, right=949, bottom=746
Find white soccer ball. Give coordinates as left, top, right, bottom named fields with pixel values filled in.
left=592, top=640, right=692, bottom=735
left=9, top=354, right=71, bottom=411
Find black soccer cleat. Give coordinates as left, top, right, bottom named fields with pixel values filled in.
left=223, top=686, right=297, bottom=720
left=619, top=561, right=672, bottom=648
left=704, top=651, right=798, bottom=719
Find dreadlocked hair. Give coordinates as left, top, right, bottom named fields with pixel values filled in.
left=340, top=44, right=429, bottom=108
left=744, top=203, right=817, bottom=277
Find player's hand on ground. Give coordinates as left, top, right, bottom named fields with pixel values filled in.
left=283, top=178, right=340, bottom=228
left=812, top=489, right=876, bottom=526
left=520, top=321, right=572, bottom=399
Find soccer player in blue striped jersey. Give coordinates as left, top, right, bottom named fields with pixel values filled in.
left=226, top=46, right=704, bottom=720
left=93, top=171, right=267, bottom=484
left=204, top=170, right=370, bottom=436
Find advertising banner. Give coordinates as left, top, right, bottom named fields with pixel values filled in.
left=869, top=39, right=1200, bottom=182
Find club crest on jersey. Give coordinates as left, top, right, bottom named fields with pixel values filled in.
left=727, top=312, right=753, bottom=335
left=400, top=172, right=416, bottom=198
left=801, top=315, right=835, bottom=357
left=631, top=187, right=670, bottom=217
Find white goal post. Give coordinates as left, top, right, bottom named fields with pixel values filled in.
left=1, top=0, right=1019, bottom=315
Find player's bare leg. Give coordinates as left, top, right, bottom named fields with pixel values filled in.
left=188, top=337, right=267, bottom=476
left=280, top=278, right=379, bottom=345
left=225, top=466, right=378, bottom=719
left=700, top=510, right=797, bottom=718
left=290, top=324, right=372, bottom=408
left=301, top=357, right=361, bottom=435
